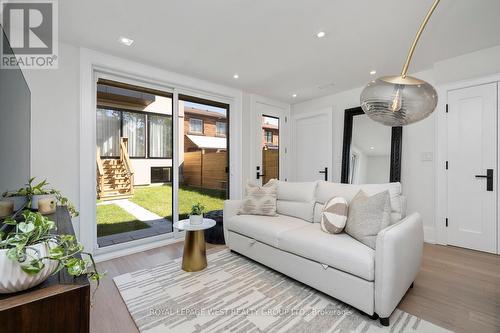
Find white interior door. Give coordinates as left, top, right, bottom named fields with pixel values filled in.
left=447, top=82, right=497, bottom=253
left=292, top=109, right=332, bottom=182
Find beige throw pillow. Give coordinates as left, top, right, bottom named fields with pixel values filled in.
left=320, top=197, right=348, bottom=234
left=345, top=190, right=391, bottom=249
left=238, top=180, right=278, bottom=216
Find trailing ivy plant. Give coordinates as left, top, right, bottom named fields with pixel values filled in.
left=0, top=210, right=103, bottom=295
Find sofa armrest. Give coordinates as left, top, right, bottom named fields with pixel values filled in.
left=374, top=213, right=423, bottom=318
left=223, top=200, right=243, bottom=244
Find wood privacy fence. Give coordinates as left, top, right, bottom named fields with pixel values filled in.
left=262, top=148, right=279, bottom=184
left=183, top=150, right=228, bottom=191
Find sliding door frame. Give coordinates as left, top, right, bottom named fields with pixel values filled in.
left=79, top=48, right=243, bottom=261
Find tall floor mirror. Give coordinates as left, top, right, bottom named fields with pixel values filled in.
left=341, top=107, right=402, bottom=184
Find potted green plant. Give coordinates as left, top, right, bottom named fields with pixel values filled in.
left=0, top=210, right=102, bottom=294
left=2, top=178, right=79, bottom=218
left=25, top=178, right=55, bottom=210
left=189, top=203, right=205, bottom=225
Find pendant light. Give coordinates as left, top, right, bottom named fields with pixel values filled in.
left=360, top=0, right=440, bottom=126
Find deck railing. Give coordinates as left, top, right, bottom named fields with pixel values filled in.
left=96, top=147, right=104, bottom=196
left=120, top=137, right=134, bottom=195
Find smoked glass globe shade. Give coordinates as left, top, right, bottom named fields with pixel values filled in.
left=360, top=75, right=438, bottom=126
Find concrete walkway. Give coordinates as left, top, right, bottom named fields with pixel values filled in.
left=113, top=199, right=162, bottom=221
left=97, top=199, right=173, bottom=247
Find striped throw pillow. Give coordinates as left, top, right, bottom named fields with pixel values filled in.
left=320, top=197, right=348, bottom=234
left=238, top=179, right=278, bottom=216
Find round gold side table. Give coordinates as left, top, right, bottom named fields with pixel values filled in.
left=174, top=219, right=216, bottom=272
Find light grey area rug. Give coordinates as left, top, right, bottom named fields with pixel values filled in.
left=114, top=250, right=450, bottom=333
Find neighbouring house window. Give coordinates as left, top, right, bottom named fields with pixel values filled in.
left=216, top=121, right=226, bottom=136
left=122, top=111, right=146, bottom=158
left=189, top=118, right=203, bottom=134
left=149, top=114, right=172, bottom=158
left=265, top=131, right=273, bottom=143
left=96, top=108, right=120, bottom=157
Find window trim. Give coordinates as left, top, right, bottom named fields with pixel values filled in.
left=188, top=117, right=204, bottom=134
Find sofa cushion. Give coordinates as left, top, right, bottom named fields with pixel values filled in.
left=226, top=214, right=308, bottom=248
left=239, top=180, right=277, bottom=216
left=313, top=202, right=323, bottom=223
left=278, top=223, right=375, bottom=281
left=276, top=180, right=317, bottom=222
left=345, top=190, right=392, bottom=249
left=276, top=201, right=314, bottom=222
left=276, top=180, right=316, bottom=202
left=315, top=181, right=405, bottom=223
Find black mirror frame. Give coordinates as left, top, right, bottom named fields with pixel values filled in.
left=341, top=107, right=402, bottom=184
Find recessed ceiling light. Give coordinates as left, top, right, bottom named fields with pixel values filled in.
left=292, top=93, right=297, bottom=98
left=316, top=31, right=326, bottom=38
left=118, top=36, right=134, bottom=46
left=370, top=70, right=377, bottom=75
left=233, top=73, right=239, bottom=79
left=370, top=146, right=375, bottom=150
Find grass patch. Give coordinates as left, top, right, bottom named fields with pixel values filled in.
left=131, top=184, right=225, bottom=220
left=96, top=204, right=149, bottom=237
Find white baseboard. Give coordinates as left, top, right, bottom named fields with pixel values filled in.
left=423, top=226, right=436, bottom=244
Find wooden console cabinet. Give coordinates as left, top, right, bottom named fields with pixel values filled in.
left=0, top=207, right=90, bottom=333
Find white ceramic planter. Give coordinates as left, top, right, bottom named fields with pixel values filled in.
left=31, top=194, right=56, bottom=210
left=0, top=242, right=58, bottom=294
left=189, top=215, right=203, bottom=225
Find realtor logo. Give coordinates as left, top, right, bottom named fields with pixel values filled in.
left=1, top=0, right=58, bottom=69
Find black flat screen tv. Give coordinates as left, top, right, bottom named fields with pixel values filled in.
left=0, top=25, right=31, bottom=193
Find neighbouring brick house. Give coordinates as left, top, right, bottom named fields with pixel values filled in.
left=262, top=122, right=279, bottom=148
left=183, top=107, right=227, bottom=152
left=183, top=107, right=279, bottom=151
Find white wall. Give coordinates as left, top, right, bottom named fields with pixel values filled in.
left=23, top=43, right=81, bottom=235
left=291, top=44, right=500, bottom=243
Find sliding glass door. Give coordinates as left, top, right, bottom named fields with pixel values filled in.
left=177, top=95, right=229, bottom=222
left=95, top=79, right=174, bottom=247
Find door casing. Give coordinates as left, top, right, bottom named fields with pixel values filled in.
left=435, top=73, right=500, bottom=254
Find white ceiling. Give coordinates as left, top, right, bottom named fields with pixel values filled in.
left=351, top=115, right=391, bottom=156
left=59, top=0, right=500, bottom=103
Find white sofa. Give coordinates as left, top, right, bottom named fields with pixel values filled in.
left=223, top=180, right=423, bottom=326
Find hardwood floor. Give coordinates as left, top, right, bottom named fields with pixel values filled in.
left=90, top=243, right=500, bottom=333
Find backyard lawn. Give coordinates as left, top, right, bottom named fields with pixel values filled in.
left=96, top=204, right=149, bottom=237
left=131, top=184, right=225, bottom=220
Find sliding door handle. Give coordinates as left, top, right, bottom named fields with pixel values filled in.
left=475, top=169, right=493, bottom=191
left=318, top=167, right=328, bottom=181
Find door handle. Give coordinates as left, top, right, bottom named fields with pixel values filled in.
left=319, top=167, right=328, bottom=181
left=475, top=169, right=493, bottom=191
left=256, top=166, right=265, bottom=180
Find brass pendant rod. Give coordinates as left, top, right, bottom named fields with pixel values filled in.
left=400, top=0, right=441, bottom=78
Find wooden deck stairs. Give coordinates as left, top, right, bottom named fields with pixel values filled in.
left=97, top=138, right=135, bottom=200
